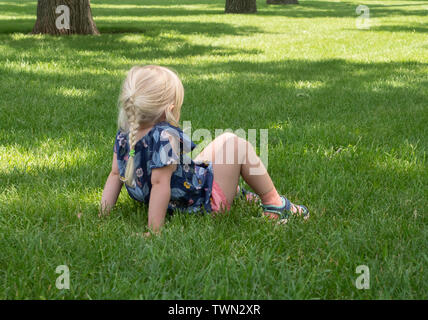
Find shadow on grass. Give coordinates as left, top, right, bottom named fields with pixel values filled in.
left=0, top=17, right=263, bottom=37
left=0, top=0, right=249, bottom=35
left=0, top=19, right=34, bottom=34
left=0, top=31, right=262, bottom=63
left=97, top=20, right=262, bottom=36
left=1, top=0, right=427, bottom=35
left=366, top=23, right=428, bottom=34
left=1, top=51, right=426, bottom=150
left=257, top=0, right=428, bottom=18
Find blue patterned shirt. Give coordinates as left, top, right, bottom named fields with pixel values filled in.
left=114, top=121, right=214, bottom=213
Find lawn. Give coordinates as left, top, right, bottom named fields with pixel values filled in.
left=0, top=0, right=427, bottom=299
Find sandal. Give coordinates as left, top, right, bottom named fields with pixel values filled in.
left=261, top=196, right=309, bottom=222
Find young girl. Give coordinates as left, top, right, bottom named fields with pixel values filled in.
left=100, top=65, right=309, bottom=234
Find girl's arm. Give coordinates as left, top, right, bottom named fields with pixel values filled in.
left=147, top=164, right=176, bottom=233
left=100, top=152, right=123, bottom=215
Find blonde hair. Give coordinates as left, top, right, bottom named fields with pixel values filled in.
left=117, top=65, right=184, bottom=187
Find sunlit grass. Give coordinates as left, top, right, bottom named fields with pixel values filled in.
left=0, top=0, right=427, bottom=299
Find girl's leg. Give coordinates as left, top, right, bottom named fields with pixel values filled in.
left=194, top=133, right=242, bottom=206
left=195, top=133, right=305, bottom=218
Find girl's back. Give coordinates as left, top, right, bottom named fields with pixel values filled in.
left=114, top=121, right=214, bottom=213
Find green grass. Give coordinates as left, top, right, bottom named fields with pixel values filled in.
left=0, top=0, right=427, bottom=299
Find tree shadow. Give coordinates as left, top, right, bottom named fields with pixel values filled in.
left=257, top=0, right=428, bottom=18
left=0, top=31, right=261, bottom=63
left=97, top=20, right=262, bottom=36
left=0, top=7, right=262, bottom=37
left=0, top=0, right=260, bottom=35
left=0, top=19, right=34, bottom=34
left=92, top=2, right=223, bottom=18
left=178, top=59, right=427, bottom=142
left=2, top=55, right=426, bottom=148
left=0, top=17, right=263, bottom=37
left=93, top=0, right=428, bottom=19
left=1, top=0, right=426, bottom=36
left=94, top=0, right=225, bottom=6
left=366, top=23, right=428, bottom=34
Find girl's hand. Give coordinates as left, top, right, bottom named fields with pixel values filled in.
left=98, top=209, right=109, bottom=218
left=133, top=231, right=158, bottom=238
left=100, top=152, right=123, bottom=215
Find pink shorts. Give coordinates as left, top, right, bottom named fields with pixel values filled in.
left=210, top=180, right=230, bottom=212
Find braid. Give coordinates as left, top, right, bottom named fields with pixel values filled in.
left=123, top=97, right=138, bottom=187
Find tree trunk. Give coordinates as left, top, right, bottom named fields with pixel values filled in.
left=32, top=0, right=99, bottom=35
left=267, top=0, right=299, bottom=4
left=225, top=0, right=257, bottom=14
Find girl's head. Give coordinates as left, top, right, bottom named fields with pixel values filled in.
left=118, top=65, right=184, bottom=131
left=117, top=65, right=184, bottom=186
